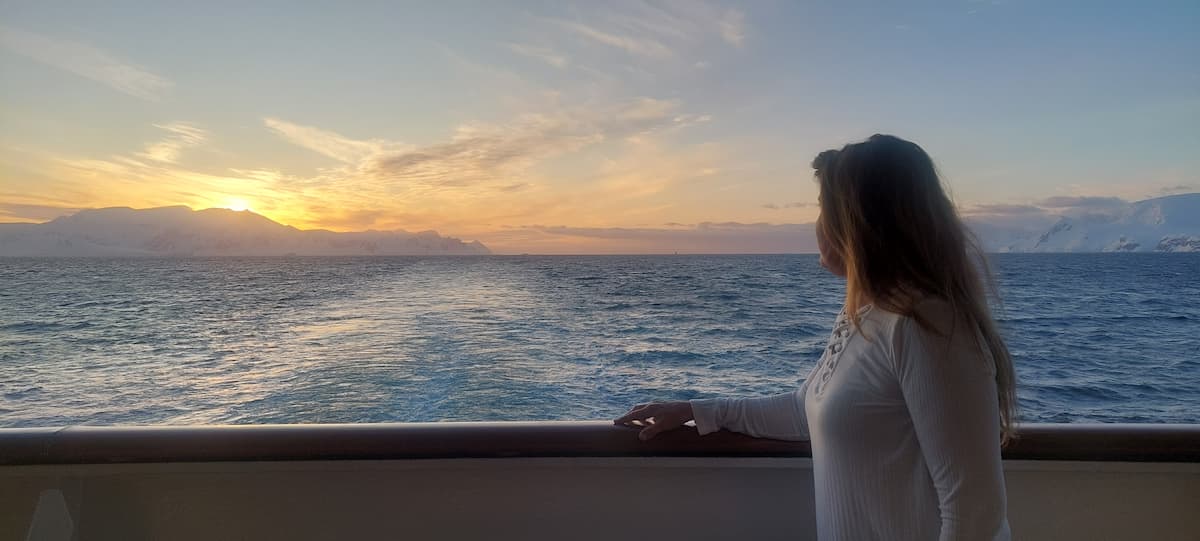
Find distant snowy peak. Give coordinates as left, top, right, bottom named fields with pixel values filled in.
left=0, top=206, right=491, bottom=256
left=1006, top=193, right=1200, bottom=253
left=1155, top=235, right=1200, bottom=252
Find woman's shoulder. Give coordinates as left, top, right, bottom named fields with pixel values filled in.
left=878, top=296, right=996, bottom=374
left=869, top=296, right=960, bottom=341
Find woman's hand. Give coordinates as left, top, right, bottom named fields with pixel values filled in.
left=613, top=401, right=695, bottom=441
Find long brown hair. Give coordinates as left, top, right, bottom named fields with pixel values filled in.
left=813, top=134, right=1018, bottom=444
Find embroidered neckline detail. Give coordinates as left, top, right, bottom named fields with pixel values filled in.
left=812, top=305, right=872, bottom=395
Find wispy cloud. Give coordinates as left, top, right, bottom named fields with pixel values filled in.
left=610, top=1, right=746, bottom=46
left=966, top=187, right=1199, bottom=223
left=965, top=195, right=1130, bottom=219
left=762, top=202, right=816, bottom=210
left=0, top=25, right=172, bottom=100
left=963, top=197, right=1129, bottom=222
left=270, top=98, right=691, bottom=190
left=966, top=203, right=1046, bottom=215
left=539, top=1, right=747, bottom=60
left=506, top=43, right=569, bottom=68
left=137, top=123, right=207, bottom=164
left=1037, top=195, right=1128, bottom=209
left=718, top=9, right=746, bottom=46
left=372, top=99, right=687, bottom=186
left=547, top=18, right=674, bottom=59
left=263, top=118, right=408, bottom=165
left=0, top=202, right=82, bottom=223
left=1159, top=184, right=1197, bottom=196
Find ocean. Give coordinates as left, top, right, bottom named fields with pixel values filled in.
left=1, top=254, right=1197, bottom=427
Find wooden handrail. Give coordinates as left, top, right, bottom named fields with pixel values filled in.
left=0, top=422, right=1196, bottom=466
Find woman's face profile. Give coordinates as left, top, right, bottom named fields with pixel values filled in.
left=815, top=213, right=846, bottom=277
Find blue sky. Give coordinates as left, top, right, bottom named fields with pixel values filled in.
left=1, top=1, right=1197, bottom=252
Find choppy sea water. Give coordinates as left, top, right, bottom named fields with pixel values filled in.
left=1, top=254, right=1197, bottom=427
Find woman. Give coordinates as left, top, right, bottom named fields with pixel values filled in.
left=615, top=134, right=1016, bottom=540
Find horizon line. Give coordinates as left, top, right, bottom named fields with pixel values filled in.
left=2, top=252, right=1191, bottom=259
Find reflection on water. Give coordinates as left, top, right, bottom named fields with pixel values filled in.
left=1, top=254, right=1197, bottom=426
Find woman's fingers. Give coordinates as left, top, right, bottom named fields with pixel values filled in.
left=638, top=414, right=684, bottom=441
left=613, top=403, right=654, bottom=425
left=615, top=402, right=693, bottom=440
left=614, top=409, right=653, bottom=426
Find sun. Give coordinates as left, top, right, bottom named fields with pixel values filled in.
left=225, top=198, right=252, bottom=212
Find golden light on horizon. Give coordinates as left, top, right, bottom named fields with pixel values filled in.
left=224, top=198, right=252, bottom=212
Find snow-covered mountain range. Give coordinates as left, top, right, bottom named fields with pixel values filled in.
left=994, top=193, right=1200, bottom=253
left=969, top=194, right=1200, bottom=254
left=0, top=206, right=491, bottom=256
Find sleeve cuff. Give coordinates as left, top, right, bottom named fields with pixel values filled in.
left=689, top=398, right=724, bottom=436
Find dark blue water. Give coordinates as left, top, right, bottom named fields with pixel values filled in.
left=1, top=254, right=1196, bottom=427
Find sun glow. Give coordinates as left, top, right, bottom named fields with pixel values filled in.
left=225, top=198, right=252, bottom=212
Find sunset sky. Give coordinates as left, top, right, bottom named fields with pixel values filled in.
left=1, top=1, right=1197, bottom=253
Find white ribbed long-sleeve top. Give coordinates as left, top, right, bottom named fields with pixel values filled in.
left=691, top=300, right=1009, bottom=541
